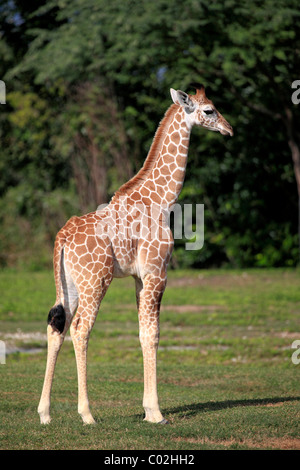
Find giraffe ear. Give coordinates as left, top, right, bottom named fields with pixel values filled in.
left=170, top=89, right=195, bottom=113
left=170, top=88, right=179, bottom=104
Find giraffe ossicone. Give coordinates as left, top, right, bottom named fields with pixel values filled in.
left=38, top=84, right=233, bottom=425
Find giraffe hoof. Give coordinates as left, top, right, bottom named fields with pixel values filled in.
left=39, top=414, right=51, bottom=425
left=159, top=418, right=169, bottom=425
left=81, top=414, right=96, bottom=425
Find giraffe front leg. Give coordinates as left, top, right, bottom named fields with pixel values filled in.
left=138, top=273, right=168, bottom=424
left=141, top=337, right=166, bottom=424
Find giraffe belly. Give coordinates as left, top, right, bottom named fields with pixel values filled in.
left=111, top=238, right=140, bottom=278
left=112, top=260, right=137, bottom=278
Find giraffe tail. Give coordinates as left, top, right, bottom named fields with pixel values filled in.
left=47, top=229, right=67, bottom=333
left=47, top=304, right=65, bottom=334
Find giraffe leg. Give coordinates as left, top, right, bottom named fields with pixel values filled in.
left=38, top=325, right=66, bottom=424
left=38, top=315, right=71, bottom=424
left=38, top=261, right=77, bottom=424
left=70, top=273, right=112, bottom=425
left=137, top=272, right=168, bottom=424
left=70, top=305, right=97, bottom=425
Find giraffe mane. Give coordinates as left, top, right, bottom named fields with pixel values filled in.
left=112, top=103, right=179, bottom=200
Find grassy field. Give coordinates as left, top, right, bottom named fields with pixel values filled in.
left=0, top=268, right=299, bottom=450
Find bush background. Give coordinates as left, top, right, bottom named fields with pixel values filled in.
left=0, top=0, right=300, bottom=269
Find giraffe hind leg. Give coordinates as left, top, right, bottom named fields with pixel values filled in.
left=70, top=276, right=112, bottom=425
left=38, top=256, right=78, bottom=424
left=38, top=325, right=65, bottom=424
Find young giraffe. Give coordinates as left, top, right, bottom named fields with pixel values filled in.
left=38, top=84, right=233, bottom=425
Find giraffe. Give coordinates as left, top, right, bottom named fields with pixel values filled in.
left=38, top=84, right=233, bottom=425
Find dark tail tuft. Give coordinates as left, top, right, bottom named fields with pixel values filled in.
left=47, top=304, right=66, bottom=334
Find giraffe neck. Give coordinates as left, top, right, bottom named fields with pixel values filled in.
left=111, top=104, right=192, bottom=210
left=140, top=105, right=191, bottom=208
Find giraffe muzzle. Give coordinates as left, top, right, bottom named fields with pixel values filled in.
left=219, top=122, right=234, bottom=137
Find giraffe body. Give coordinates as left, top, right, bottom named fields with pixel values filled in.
left=38, top=84, right=233, bottom=425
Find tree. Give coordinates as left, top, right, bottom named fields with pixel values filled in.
left=1, top=0, right=300, bottom=267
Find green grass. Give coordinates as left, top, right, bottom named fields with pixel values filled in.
left=0, top=268, right=300, bottom=449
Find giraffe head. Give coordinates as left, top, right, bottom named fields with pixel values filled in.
left=170, top=84, right=233, bottom=136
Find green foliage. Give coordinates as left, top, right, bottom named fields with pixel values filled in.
left=0, top=0, right=300, bottom=267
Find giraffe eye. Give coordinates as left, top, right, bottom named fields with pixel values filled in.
left=204, top=109, right=214, bottom=115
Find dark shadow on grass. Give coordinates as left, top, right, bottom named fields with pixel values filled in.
left=163, top=396, right=300, bottom=419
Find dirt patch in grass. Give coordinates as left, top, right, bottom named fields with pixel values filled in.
left=173, top=436, right=300, bottom=450
left=111, top=303, right=223, bottom=313
left=1, top=330, right=70, bottom=355
left=274, top=331, right=300, bottom=339
left=167, top=270, right=300, bottom=290
left=167, top=273, right=252, bottom=289
left=162, top=305, right=223, bottom=313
